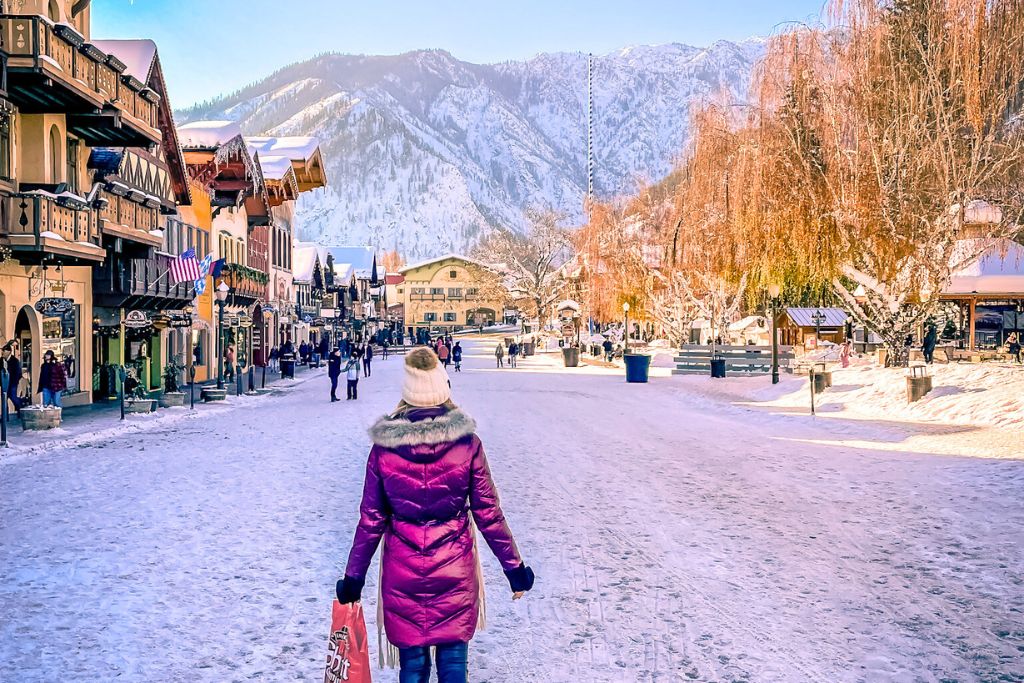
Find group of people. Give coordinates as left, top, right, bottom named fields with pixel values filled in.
left=2, top=342, right=68, bottom=415
left=433, top=335, right=463, bottom=372
left=326, top=340, right=378, bottom=402
left=494, top=339, right=525, bottom=368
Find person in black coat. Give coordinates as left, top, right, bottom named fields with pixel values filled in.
left=922, top=324, right=939, bottom=364
left=327, top=346, right=343, bottom=402
left=363, top=343, right=374, bottom=377
left=2, top=343, right=21, bottom=416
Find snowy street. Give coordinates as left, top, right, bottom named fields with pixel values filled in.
left=1, top=337, right=1022, bottom=682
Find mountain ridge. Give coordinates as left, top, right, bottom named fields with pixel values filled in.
left=177, top=40, right=765, bottom=259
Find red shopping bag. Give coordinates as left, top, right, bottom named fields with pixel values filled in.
left=324, top=600, right=372, bottom=683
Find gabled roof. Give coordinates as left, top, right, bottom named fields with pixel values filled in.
left=90, top=39, right=157, bottom=82
left=398, top=253, right=489, bottom=274
left=179, top=121, right=244, bottom=149
left=245, top=135, right=327, bottom=191
left=91, top=39, right=191, bottom=206
left=293, top=242, right=320, bottom=282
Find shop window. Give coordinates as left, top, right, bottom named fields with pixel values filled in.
left=443, top=312, right=457, bottom=322
left=448, top=288, right=462, bottom=297
left=41, top=303, right=80, bottom=396
left=424, top=312, right=437, bottom=322
left=0, top=114, right=11, bottom=182
left=430, top=287, right=444, bottom=296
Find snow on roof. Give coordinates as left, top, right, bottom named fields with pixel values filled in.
left=785, top=308, right=849, bottom=328
left=178, top=120, right=243, bottom=149
left=90, top=40, right=157, bottom=83
left=245, top=136, right=321, bottom=162
left=333, top=262, right=355, bottom=282
left=398, top=253, right=488, bottom=274
left=728, top=315, right=769, bottom=332
left=945, top=238, right=1024, bottom=295
left=556, top=300, right=580, bottom=312
left=255, top=154, right=293, bottom=181
left=292, top=243, right=319, bottom=282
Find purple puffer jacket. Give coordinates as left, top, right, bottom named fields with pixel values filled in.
left=345, top=407, right=523, bottom=648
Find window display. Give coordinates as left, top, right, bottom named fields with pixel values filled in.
left=41, top=305, right=80, bottom=395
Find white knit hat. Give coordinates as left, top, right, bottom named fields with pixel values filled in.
left=402, top=347, right=451, bottom=407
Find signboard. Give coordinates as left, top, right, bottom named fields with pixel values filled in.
left=320, top=308, right=337, bottom=318
left=561, top=324, right=575, bottom=338
left=228, top=316, right=240, bottom=326
left=168, top=316, right=192, bottom=329
left=238, top=318, right=253, bottom=329
left=252, top=327, right=262, bottom=347
left=35, top=297, right=75, bottom=317
left=312, top=317, right=326, bottom=327
left=123, top=310, right=151, bottom=329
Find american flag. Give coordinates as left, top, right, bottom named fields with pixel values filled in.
left=169, top=248, right=203, bottom=284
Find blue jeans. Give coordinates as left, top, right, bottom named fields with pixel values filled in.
left=399, top=642, right=468, bottom=683
left=42, top=388, right=62, bottom=407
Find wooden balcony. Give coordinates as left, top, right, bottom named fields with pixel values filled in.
left=222, top=263, right=268, bottom=304
left=93, top=252, right=193, bottom=310
left=3, top=191, right=105, bottom=264
left=0, top=15, right=160, bottom=147
left=98, top=190, right=162, bottom=252
left=411, top=293, right=446, bottom=301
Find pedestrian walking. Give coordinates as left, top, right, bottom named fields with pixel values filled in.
left=336, top=347, right=534, bottom=682
left=225, top=344, right=236, bottom=382
left=438, top=341, right=451, bottom=367
left=602, top=338, right=613, bottom=363
left=382, top=339, right=390, bottom=360
left=269, top=346, right=280, bottom=372
left=494, top=342, right=505, bottom=368
left=319, top=337, right=330, bottom=366
left=2, top=342, right=22, bottom=417
left=922, top=324, right=938, bottom=364
left=328, top=346, right=343, bottom=402
left=453, top=341, right=463, bottom=372
left=363, top=342, right=374, bottom=378
left=840, top=339, right=852, bottom=368
left=1008, top=332, right=1022, bottom=364
left=345, top=354, right=360, bottom=400
left=508, top=341, right=520, bottom=368
left=39, top=350, right=67, bottom=408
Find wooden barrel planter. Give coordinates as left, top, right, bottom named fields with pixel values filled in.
left=21, top=406, right=62, bottom=431
left=158, top=392, right=186, bottom=408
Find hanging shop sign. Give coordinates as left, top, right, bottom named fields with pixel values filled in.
left=252, top=327, right=262, bottom=347
left=561, top=324, right=575, bottom=338
left=123, top=310, right=152, bottom=329
left=228, top=316, right=241, bottom=326
left=168, top=315, right=193, bottom=329
left=312, top=317, right=326, bottom=327
left=238, top=317, right=254, bottom=329
left=35, top=297, right=75, bottom=317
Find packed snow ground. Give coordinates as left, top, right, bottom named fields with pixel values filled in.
left=1, top=338, right=1022, bottom=682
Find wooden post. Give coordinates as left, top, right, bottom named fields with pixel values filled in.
left=969, top=297, right=977, bottom=351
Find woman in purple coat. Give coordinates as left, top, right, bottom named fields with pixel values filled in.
left=337, top=347, right=534, bottom=683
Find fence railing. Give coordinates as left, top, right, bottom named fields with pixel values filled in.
left=673, top=344, right=795, bottom=376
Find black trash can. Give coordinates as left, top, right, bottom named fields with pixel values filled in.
left=623, top=353, right=651, bottom=383
left=710, top=355, right=726, bottom=378
left=280, top=355, right=296, bottom=379
left=523, top=342, right=535, bottom=356
left=562, top=347, right=580, bottom=367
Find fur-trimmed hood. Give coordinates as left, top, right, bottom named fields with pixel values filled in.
left=369, top=408, right=477, bottom=455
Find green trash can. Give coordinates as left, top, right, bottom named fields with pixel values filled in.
left=624, top=354, right=651, bottom=383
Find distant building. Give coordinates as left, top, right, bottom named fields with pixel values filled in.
left=399, top=254, right=505, bottom=335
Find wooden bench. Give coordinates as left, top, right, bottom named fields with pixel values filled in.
left=673, top=345, right=795, bottom=377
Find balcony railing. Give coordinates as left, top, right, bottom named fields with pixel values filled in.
left=0, top=15, right=160, bottom=145
left=411, top=293, right=446, bottom=301
left=222, top=263, right=269, bottom=302
left=93, top=253, right=193, bottom=307
left=3, top=192, right=103, bottom=263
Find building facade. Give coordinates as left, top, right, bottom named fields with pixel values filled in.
left=399, top=255, right=504, bottom=335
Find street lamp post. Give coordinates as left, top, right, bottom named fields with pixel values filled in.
left=812, top=309, right=826, bottom=349
left=623, top=302, right=630, bottom=354
left=215, top=282, right=229, bottom=389
left=768, top=283, right=781, bottom=385
left=183, top=303, right=195, bottom=409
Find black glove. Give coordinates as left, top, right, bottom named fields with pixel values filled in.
left=336, top=575, right=365, bottom=604
left=504, top=564, right=535, bottom=593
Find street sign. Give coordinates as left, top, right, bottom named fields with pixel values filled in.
left=561, top=324, right=575, bottom=338
left=35, top=297, right=75, bottom=317
left=123, top=310, right=151, bottom=329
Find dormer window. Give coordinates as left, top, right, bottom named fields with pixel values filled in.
left=449, top=270, right=457, bottom=279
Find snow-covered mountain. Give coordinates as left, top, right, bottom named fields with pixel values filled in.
left=178, top=41, right=765, bottom=259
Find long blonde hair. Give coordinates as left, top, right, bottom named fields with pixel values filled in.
left=391, top=398, right=458, bottom=419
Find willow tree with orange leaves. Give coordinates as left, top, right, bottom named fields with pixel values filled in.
left=747, top=0, right=1024, bottom=364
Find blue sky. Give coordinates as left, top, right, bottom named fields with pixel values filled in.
left=92, top=0, right=827, bottom=108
